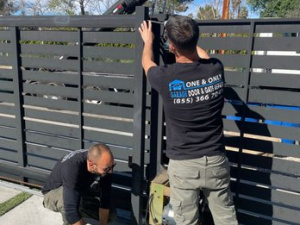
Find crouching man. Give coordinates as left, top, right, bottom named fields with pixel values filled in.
left=42, top=143, right=115, bottom=225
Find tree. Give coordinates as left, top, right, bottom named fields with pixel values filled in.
left=231, top=0, right=248, bottom=19
left=152, top=0, right=193, bottom=14
left=196, top=0, right=248, bottom=20
left=247, top=0, right=300, bottom=18
left=0, top=0, right=18, bottom=15
left=46, top=0, right=118, bottom=15
left=197, top=4, right=220, bottom=20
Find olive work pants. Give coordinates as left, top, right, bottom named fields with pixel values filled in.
left=168, top=154, right=238, bottom=225
left=43, top=186, right=100, bottom=225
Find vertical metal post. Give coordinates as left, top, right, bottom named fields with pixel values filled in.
left=131, top=6, right=148, bottom=225
left=148, top=14, right=168, bottom=180
left=11, top=27, right=27, bottom=172
left=235, top=21, right=256, bottom=209
left=77, top=27, right=84, bottom=149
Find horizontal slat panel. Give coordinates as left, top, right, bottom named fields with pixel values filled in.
left=24, top=108, right=79, bottom=125
left=83, top=130, right=133, bottom=148
left=25, top=132, right=80, bottom=150
left=0, top=138, right=17, bottom=151
left=237, top=210, right=270, bottom=225
left=0, top=55, right=12, bottom=65
left=112, top=173, right=132, bottom=187
left=83, top=46, right=135, bottom=59
left=197, top=24, right=251, bottom=33
left=0, top=68, right=13, bottom=79
left=0, top=43, right=11, bottom=53
left=224, top=71, right=247, bottom=86
left=253, top=36, right=300, bottom=51
left=223, top=119, right=242, bottom=133
left=83, top=117, right=133, bottom=133
left=199, top=37, right=250, bottom=50
left=247, top=104, right=300, bottom=124
left=0, top=30, right=11, bottom=40
left=83, top=32, right=135, bottom=44
left=110, top=161, right=132, bottom=173
left=83, top=89, right=134, bottom=105
left=25, top=121, right=80, bottom=138
left=83, top=61, right=134, bottom=75
left=224, top=87, right=246, bottom=101
left=250, top=72, right=300, bottom=89
left=238, top=184, right=300, bottom=222
left=27, top=154, right=58, bottom=170
left=0, top=80, right=13, bottom=91
left=26, top=143, right=69, bottom=160
left=255, top=24, right=300, bottom=33
left=21, top=44, right=78, bottom=56
left=20, top=30, right=78, bottom=42
left=0, top=162, right=49, bottom=182
left=0, top=149, right=18, bottom=162
left=238, top=197, right=299, bottom=224
left=245, top=122, right=300, bottom=140
left=21, top=57, right=78, bottom=71
left=0, top=104, right=15, bottom=115
left=252, top=55, right=300, bottom=70
left=224, top=136, right=242, bottom=150
left=22, top=70, right=79, bottom=85
left=0, top=15, right=136, bottom=28
left=223, top=102, right=244, bottom=116
left=248, top=89, right=300, bottom=106
left=241, top=153, right=300, bottom=175
left=0, top=116, right=16, bottom=127
left=242, top=137, right=300, bottom=158
left=83, top=103, right=134, bottom=119
left=236, top=168, right=300, bottom=193
left=23, top=82, right=79, bottom=99
left=213, top=54, right=249, bottom=67
left=0, top=126, right=17, bottom=139
left=83, top=74, right=134, bottom=90
left=23, top=95, right=79, bottom=111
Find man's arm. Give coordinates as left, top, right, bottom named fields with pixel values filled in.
left=138, top=20, right=157, bottom=76
left=197, top=46, right=210, bottom=59
left=99, top=208, right=109, bottom=225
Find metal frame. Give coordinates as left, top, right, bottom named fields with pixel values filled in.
left=0, top=9, right=300, bottom=225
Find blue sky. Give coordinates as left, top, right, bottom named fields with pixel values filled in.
left=181, top=0, right=259, bottom=18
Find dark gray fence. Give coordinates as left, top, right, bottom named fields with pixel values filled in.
left=152, top=18, right=300, bottom=225
left=204, top=19, right=300, bottom=225
left=0, top=7, right=150, bottom=225
left=0, top=7, right=299, bottom=225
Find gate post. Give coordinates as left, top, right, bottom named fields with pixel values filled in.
left=11, top=27, right=27, bottom=174
left=131, top=6, right=149, bottom=225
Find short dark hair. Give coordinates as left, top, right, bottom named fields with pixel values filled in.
left=165, top=15, right=199, bottom=53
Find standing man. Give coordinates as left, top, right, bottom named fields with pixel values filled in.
left=139, top=16, right=238, bottom=225
left=42, top=143, right=115, bottom=225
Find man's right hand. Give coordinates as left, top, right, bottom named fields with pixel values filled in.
left=138, top=20, right=154, bottom=44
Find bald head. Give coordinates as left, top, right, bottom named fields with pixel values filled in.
left=87, top=143, right=115, bottom=176
left=87, top=143, right=113, bottom=162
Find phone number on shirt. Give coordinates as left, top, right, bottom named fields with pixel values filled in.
left=173, top=89, right=223, bottom=104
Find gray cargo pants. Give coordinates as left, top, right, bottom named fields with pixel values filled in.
left=43, top=186, right=100, bottom=225
left=168, top=153, right=238, bottom=225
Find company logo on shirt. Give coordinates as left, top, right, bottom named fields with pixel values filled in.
left=168, top=74, right=224, bottom=104
left=169, top=80, right=187, bottom=98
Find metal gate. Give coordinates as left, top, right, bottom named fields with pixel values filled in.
left=0, top=7, right=300, bottom=225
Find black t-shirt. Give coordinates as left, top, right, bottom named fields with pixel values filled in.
left=41, top=149, right=112, bottom=224
left=148, top=58, right=225, bottom=160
